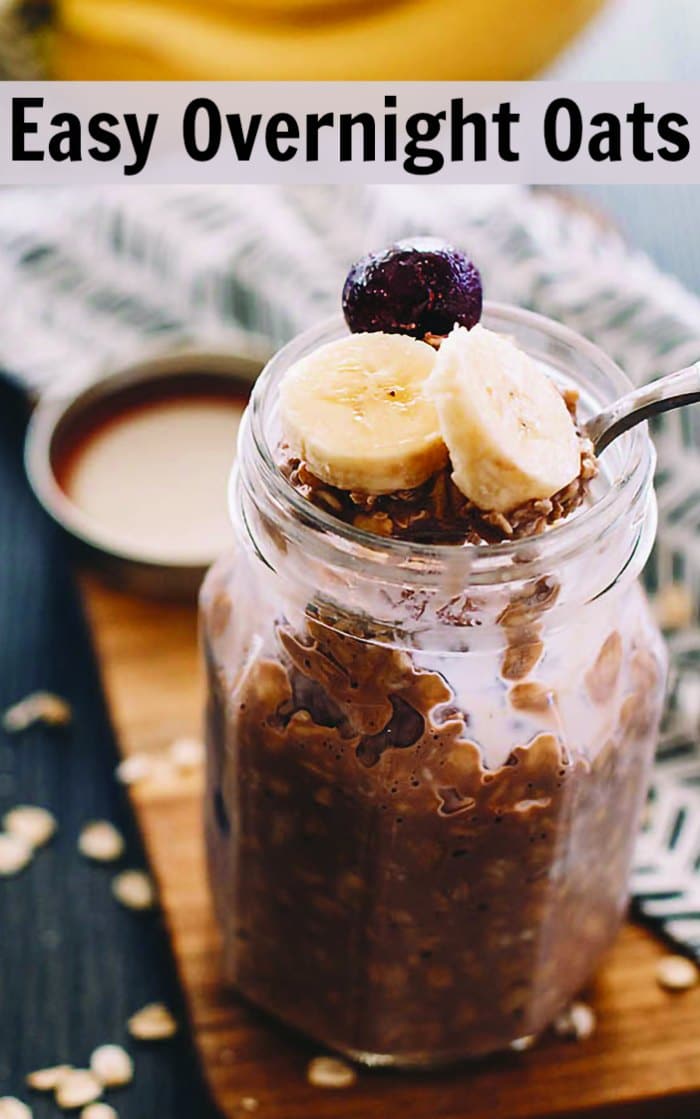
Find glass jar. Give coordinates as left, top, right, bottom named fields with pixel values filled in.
left=200, top=304, right=667, bottom=1067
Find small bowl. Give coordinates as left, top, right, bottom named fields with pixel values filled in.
left=25, top=349, right=265, bottom=599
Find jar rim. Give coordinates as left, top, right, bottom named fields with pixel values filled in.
left=236, top=303, right=656, bottom=588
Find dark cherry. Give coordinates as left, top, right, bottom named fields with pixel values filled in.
left=342, top=237, right=483, bottom=339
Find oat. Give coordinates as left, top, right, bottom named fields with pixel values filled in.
left=112, top=870, right=156, bottom=911
left=306, top=1056, right=357, bottom=1089
left=0, top=833, right=33, bottom=876
left=169, top=737, right=205, bottom=771
left=282, top=419, right=596, bottom=547
left=127, top=1003, right=177, bottom=1041
left=143, top=757, right=179, bottom=787
left=498, top=577, right=560, bottom=628
left=81, top=1106, right=118, bottom=1119
left=0, top=1099, right=32, bottom=1119
left=4, top=806, right=56, bottom=849
left=3, top=692, right=71, bottom=733
left=26, top=1065, right=71, bottom=1091
left=314, top=488, right=344, bottom=514
left=654, top=583, right=694, bottom=630
left=501, top=638, right=544, bottom=682
left=509, top=682, right=556, bottom=714
left=89, top=1045, right=133, bottom=1088
left=78, top=821, right=125, bottom=864
left=353, top=512, right=394, bottom=536
left=209, top=591, right=232, bottom=638
left=482, top=510, right=514, bottom=537
left=114, top=754, right=152, bottom=785
left=656, top=954, right=698, bottom=991
left=585, top=632, right=623, bottom=704
left=509, top=1034, right=537, bottom=1052
left=553, top=1001, right=596, bottom=1041
left=423, top=332, right=446, bottom=350
left=55, top=1070, right=102, bottom=1110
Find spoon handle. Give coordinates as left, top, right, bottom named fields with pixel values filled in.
left=585, top=361, right=700, bottom=454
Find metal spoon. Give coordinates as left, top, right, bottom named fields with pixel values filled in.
left=585, top=361, right=700, bottom=455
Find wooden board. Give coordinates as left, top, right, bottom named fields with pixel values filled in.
left=81, top=574, right=700, bottom=1119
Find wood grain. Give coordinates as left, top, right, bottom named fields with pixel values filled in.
left=81, top=574, right=700, bottom=1119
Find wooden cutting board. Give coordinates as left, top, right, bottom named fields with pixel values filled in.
left=81, top=574, right=700, bottom=1119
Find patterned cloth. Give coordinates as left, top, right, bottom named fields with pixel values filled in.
left=2, top=183, right=700, bottom=954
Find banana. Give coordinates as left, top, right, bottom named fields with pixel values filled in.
left=427, top=324, right=580, bottom=513
left=279, top=332, right=446, bottom=494
left=55, top=0, right=604, bottom=81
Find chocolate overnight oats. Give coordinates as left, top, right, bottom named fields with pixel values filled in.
left=279, top=384, right=597, bottom=545
left=201, top=239, right=667, bottom=1065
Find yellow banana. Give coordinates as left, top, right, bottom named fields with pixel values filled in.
left=51, top=0, right=606, bottom=80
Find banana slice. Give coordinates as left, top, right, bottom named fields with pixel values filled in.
left=427, top=325, right=580, bottom=513
left=279, top=332, right=446, bottom=494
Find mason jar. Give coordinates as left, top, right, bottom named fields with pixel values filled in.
left=200, top=305, right=667, bottom=1067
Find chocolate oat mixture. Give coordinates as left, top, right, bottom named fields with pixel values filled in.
left=280, top=389, right=598, bottom=545
left=203, top=561, right=664, bottom=1061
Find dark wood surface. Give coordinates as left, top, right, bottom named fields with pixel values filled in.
left=0, top=378, right=217, bottom=1119
left=82, top=575, right=700, bottom=1119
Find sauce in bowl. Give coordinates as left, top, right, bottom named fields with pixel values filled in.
left=56, top=389, right=246, bottom=565
left=27, top=352, right=261, bottom=597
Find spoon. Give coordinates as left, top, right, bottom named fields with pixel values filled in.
left=585, top=361, right=700, bottom=454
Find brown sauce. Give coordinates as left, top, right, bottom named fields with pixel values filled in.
left=54, top=377, right=249, bottom=564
